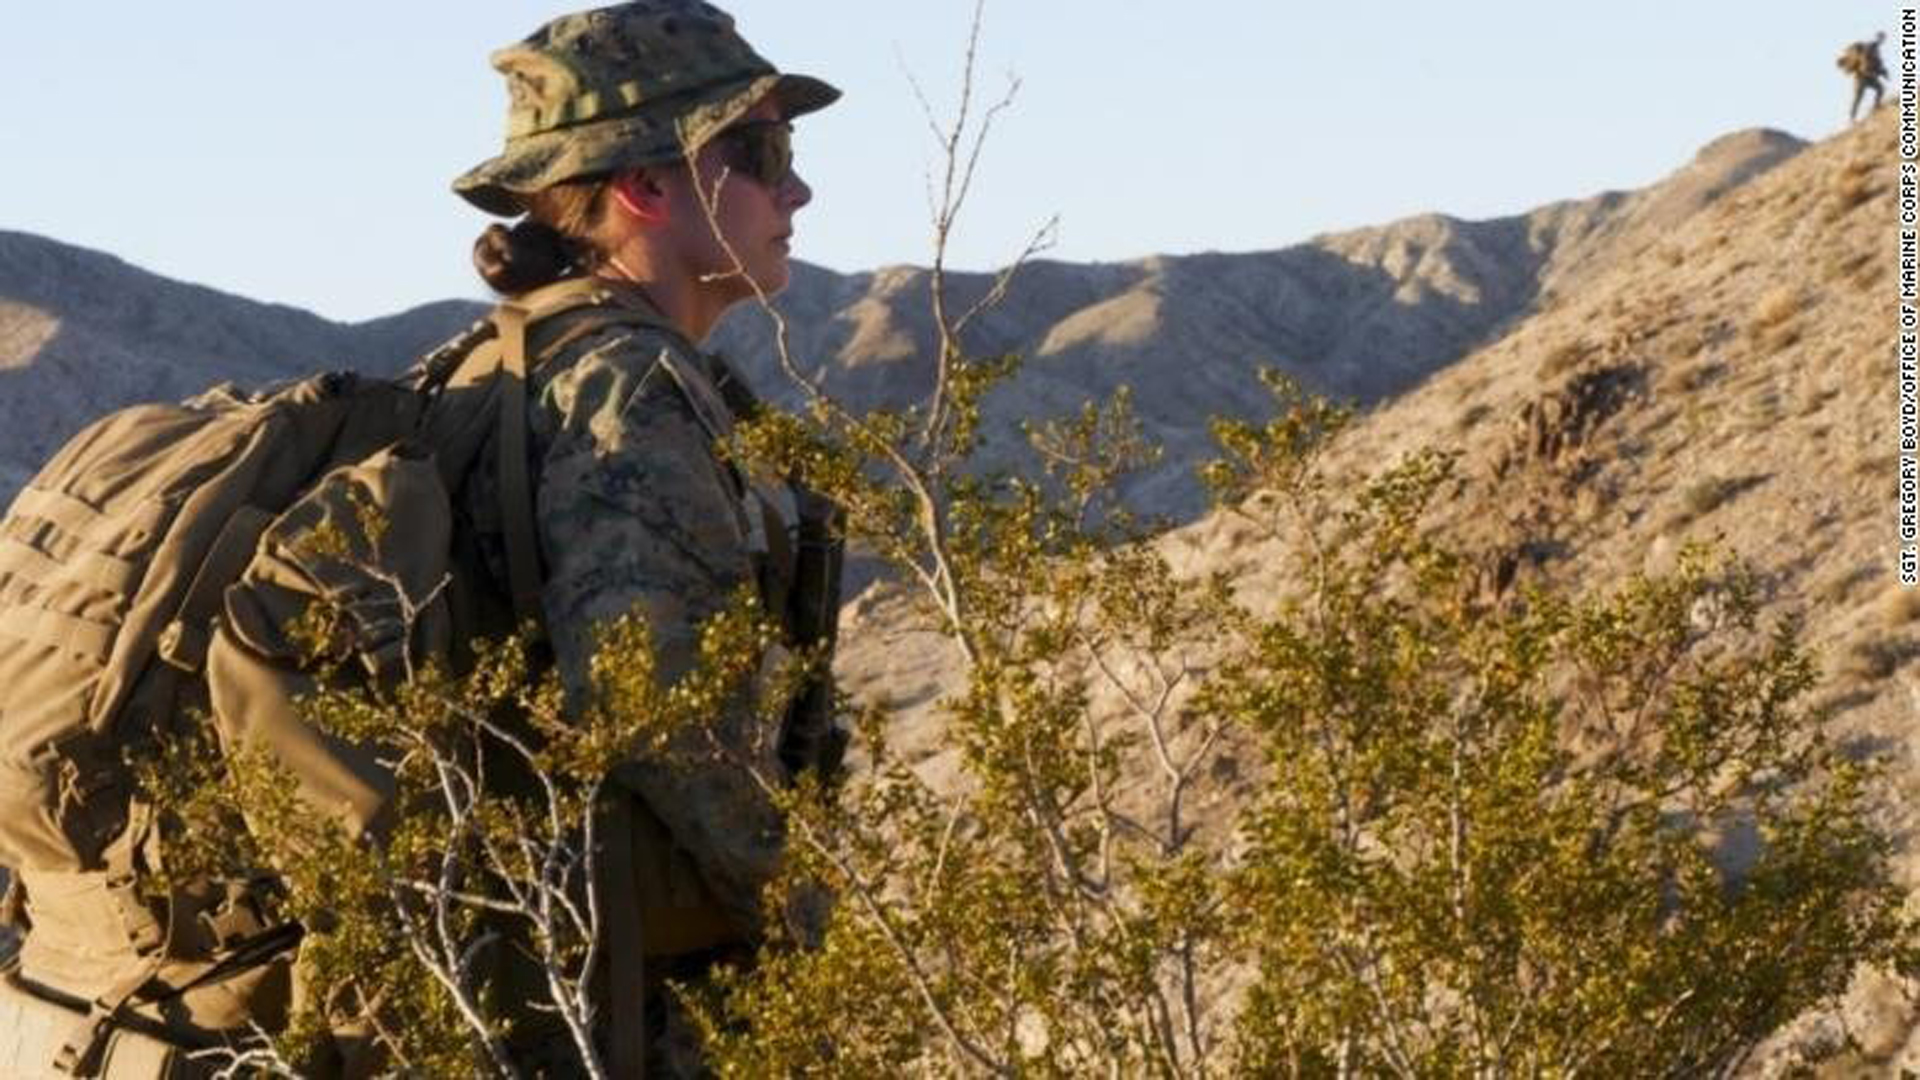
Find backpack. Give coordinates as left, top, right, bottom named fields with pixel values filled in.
left=1838, top=42, right=1882, bottom=78
left=0, top=278, right=673, bottom=1075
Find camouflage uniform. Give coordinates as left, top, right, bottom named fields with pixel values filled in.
left=446, top=283, right=784, bottom=1074
left=452, top=3, right=840, bottom=1074
left=526, top=285, right=788, bottom=944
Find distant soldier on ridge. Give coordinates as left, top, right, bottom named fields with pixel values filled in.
left=1838, top=31, right=1887, bottom=122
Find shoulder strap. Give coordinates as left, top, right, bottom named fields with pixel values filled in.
left=492, top=303, right=544, bottom=634
left=597, top=792, right=647, bottom=1080
left=473, top=275, right=739, bottom=635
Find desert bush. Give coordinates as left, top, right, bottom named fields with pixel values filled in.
left=1881, top=585, right=1920, bottom=627
left=1539, top=339, right=1591, bottom=380
left=678, top=365, right=1907, bottom=1076
left=1668, top=321, right=1711, bottom=360
left=1676, top=475, right=1749, bottom=523
left=1817, top=565, right=1880, bottom=607
left=1747, top=287, right=1803, bottom=353
left=146, top=360, right=1909, bottom=1075
left=1824, top=248, right=1872, bottom=284
left=1203, top=423, right=1907, bottom=1076
left=1453, top=401, right=1493, bottom=433
left=139, top=600, right=791, bottom=1076
left=1656, top=357, right=1725, bottom=396
left=1798, top=383, right=1841, bottom=417
left=1826, top=159, right=1878, bottom=221
left=1842, top=635, right=1918, bottom=682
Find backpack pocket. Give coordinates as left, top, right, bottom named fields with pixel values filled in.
left=221, top=447, right=453, bottom=679
left=208, top=447, right=456, bottom=842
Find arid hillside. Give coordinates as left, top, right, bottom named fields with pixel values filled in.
left=1170, top=110, right=1894, bottom=689
left=838, top=107, right=1913, bottom=1071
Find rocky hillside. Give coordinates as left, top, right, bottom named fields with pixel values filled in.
left=839, top=108, right=1912, bottom=1071
left=1332, top=113, right=1910, bottom=1069
left=1, top=127, right=1802, bottom=517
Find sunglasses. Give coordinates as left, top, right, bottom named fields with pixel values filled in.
left=712, top=120, right=794, bottom=187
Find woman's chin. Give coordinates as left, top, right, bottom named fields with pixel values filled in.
left=750, top=257, right=791, bottom=297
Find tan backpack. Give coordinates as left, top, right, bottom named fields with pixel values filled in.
left=0, top=280, right=663, bottom=1076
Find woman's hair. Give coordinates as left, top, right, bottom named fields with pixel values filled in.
left=471, top=179, right=612, bottom=295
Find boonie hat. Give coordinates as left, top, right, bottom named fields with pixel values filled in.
left=453, top=0, right=839, bottom=216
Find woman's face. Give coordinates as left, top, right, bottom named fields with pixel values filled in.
left=663, top=98, right=812, bottom=300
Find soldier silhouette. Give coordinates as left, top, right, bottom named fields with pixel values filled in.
left=1838, top=31, right=1888, bottom=121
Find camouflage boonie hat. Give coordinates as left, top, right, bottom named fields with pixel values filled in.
left=453, top=0, right=839, bottom=216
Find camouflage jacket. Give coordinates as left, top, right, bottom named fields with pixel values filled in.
left=464, top=283, right=794, bottom=951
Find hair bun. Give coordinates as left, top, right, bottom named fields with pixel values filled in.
left=472, top=219, right=579, bottom=295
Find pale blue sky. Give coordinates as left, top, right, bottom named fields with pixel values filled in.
left=1, top=2, right=1890, bottom=321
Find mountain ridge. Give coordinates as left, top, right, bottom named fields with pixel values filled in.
left=1, top=125, right=1807, bottom=520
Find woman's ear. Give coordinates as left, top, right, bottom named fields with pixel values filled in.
left=610, top=170, right=669, bottom=224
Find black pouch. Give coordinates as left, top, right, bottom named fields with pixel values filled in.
left=778, top=486, right=847, bottom=779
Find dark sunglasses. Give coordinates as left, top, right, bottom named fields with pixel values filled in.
left=712, top=120, right=794, bottom=187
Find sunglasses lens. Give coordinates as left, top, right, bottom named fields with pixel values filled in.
left=722, top=122, right=792, bottom=186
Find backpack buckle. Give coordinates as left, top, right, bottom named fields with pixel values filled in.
left=52, top=957, right=162, bottom=1078
left=198, top=885, right=271, bottom=953
left=100, top=872, right=165, bottom=958
left=155, top=619, right=208, bottom=673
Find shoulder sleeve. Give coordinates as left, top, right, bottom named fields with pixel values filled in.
left=529, top=327, right=785, bottom=932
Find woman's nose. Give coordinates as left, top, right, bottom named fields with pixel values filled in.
left=780, top=169, right=812, bottom=211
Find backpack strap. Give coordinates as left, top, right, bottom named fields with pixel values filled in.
left=598, top=792, right=647, bottom=1080
left=473, top=277, right=705, bottom=634
left=492, top=302, right=545, bottom=634
left=439, top=276, right=730, bottom=635
left=409, top=318, right=499, bottom=395
left=52, top=959, right=167, bottom=1077
left=43, top=921, right=301, bottom=1077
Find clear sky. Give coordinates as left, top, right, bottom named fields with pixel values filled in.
left=1, top=2, right=1891, bottom=322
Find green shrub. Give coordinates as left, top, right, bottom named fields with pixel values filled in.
left=144, top=372, right=1909, bottom=1078
left=128, top=22, right=1911, bottom=1067
left=696, top=373, right=1909, bottom=1076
